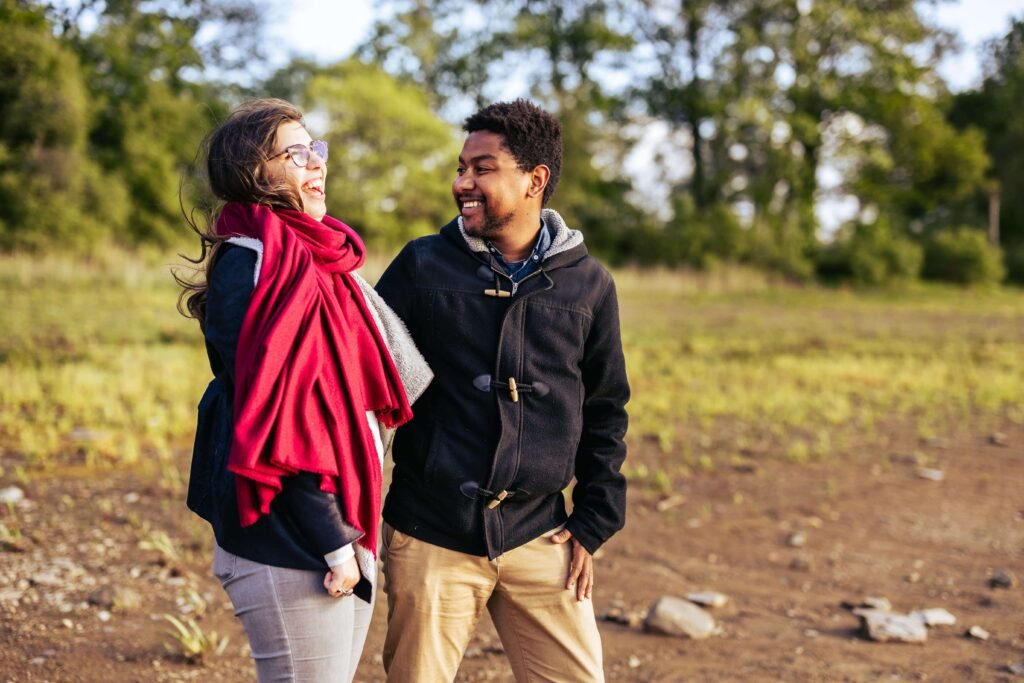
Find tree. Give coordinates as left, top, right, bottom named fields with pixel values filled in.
left=951, top=18, right=1024, bottom=281
left=300, top=59, right=459, bottom=249
left=0, top=3, right=129, bottom=249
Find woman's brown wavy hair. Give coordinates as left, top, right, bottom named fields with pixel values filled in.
left=175, top=98, right=307, bottom=326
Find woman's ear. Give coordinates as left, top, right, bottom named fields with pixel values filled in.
left=527, top=164, right=551, bottom=200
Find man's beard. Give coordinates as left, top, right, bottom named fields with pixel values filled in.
left=465, top=205, right=516, bottom=238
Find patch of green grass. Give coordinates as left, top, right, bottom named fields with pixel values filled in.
left=1, top=253, right=1022, bottom=470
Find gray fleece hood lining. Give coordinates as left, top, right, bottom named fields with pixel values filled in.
left=457, top=208, right=584, bottom=260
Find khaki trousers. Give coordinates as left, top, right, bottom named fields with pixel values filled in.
left=381, top=524, right=604, bottom=682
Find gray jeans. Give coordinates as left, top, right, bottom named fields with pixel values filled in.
left=214, top=544, right=374, bottom=682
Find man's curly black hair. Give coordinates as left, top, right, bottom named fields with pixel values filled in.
left=463, top=99, right=562, bottom=206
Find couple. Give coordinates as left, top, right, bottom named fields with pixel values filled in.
left=181, top=97, right=630, bottom=682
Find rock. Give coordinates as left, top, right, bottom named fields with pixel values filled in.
left=859, top=611, right=928, bottom=643
left=912, top=608, right=957, bottom=626
left=686, top=591, right=728, bottom=608
left=644, top=596, right=717, bottom=639
left=789, top=555, right=813, bottom=572
left=627, top=655, right=641, bottom=669
left=0, top=486, right=24, bottom=505
left=916, top=467, right=944, bottom=482
left=989, top=569, right=1018, bottom=590
left=843, top=596, right=891, bottom=612
left=87, top=586, right=116, bottom=610
left=891, top=451, right=927, bottom=465
left=1005, top=661, right=1024, bottom=677
left=989, top=432, right=1008, bottom=446
left=97, top=610, right=111, bottom=622
left=966, top=625, right=990, bottom=640
left=655, top=494, right=686, bottom=512
left=787, top=532, right=807, bottom=548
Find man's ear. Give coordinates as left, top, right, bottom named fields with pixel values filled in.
left=526, top=165, right=551, bottom=200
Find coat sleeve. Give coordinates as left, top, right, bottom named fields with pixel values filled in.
left=374, top=241, right=419, bottom=331
left=564, top=276, right=630, bottom=555
left=204, top=245, right=255, bottom=384
left=275, top=473, right=364, bottom=556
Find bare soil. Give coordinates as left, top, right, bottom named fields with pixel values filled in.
left=1, top=423, right=1022, bottom=682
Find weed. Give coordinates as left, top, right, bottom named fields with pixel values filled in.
left=162, top=614, right=229, bottom=662
left=139, top=529, right=179, bottom=563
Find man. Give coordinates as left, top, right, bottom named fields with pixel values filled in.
left=375, top=99, right=629, bottom=682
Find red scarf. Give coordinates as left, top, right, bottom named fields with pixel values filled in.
left=216, top=202, right=412, bottom=558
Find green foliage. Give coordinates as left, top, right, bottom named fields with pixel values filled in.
left=817, top=219, right=923, bottom=286
left=302, top=59, right=458, bottom=246
left=922, top=228, right=1006, bottom=285
left=0, top=11, right=129, bottom=249
left=950, top=19, right=1024, bottom=281
left=1004, top=243, right=1024, bottom=285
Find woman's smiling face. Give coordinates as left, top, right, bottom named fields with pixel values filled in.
left=269, top=120, right=327, bottom=221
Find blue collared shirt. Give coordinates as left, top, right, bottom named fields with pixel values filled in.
left=487, top=221, right=552, bottom=283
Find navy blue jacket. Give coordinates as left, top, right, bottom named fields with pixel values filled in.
left=376, top=211, right=629, bottom=559
left=186, top=245, right=369, bottom=597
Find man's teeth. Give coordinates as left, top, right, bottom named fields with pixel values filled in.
left=462, top=201, right=482, bottom=209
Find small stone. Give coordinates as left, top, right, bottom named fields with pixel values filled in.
left=891, top=451, right=927, bottom=465
left=912, top=608, right=957, bottom=626
left=864, top=596, right=892, bottom=611
left=966, top=625, right=990, bottom=640
left=804, top=629, right=820, bottom=638
left=686, top=591, right=728, bottom=608
left=989, top=432, right=1008, bottom=446
left=0, top=486, right=24, bottom=505
left=1005, top=661, right=1024, bottom=677
left=87, top=586, right=115, bottom=610
left=123, top=492, right=140, bottom=504
left=627, top=655, right=640, bottom=669
left=30, top=657, right=46, bottom=666
left=989, top=569, right=1018, bottom=590
left=656, top=494, right=686, bottom=512
left=905, top=572, right=921, bottom=584
left=62, top=619, right=73, bottom=629
left=644, top=596, right=717, bottom=639
left=97, top=610, right=111, bottom=622
left=789, top=556, right=813, bottom=572
left=787, top=532, right=807, bottom=548
left=916, top=468, right=944, bottom=482
left=859, top=611, right=928, bottom=643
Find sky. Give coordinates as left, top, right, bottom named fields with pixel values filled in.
left=268, top=1, right=1024, bottom=93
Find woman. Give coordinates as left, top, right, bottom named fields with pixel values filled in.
left=177, top=98, right=431, bottom=682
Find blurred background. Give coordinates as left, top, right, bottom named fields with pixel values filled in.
left=3, top=0, right=1024, bottom=284
left=1, top=1, right=1023, bottom=680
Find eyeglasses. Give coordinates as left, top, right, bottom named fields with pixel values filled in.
left=272, top=139, right=329, bottom=167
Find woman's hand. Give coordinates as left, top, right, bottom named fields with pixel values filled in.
left=323, top=556, right=360, bottom=598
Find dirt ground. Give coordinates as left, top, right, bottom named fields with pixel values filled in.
left=1, top=422, right=1022, bottom=682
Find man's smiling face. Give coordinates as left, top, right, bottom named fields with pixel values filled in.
left=452, top=131, right=532, bottom=239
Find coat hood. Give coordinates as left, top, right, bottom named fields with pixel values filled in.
left=452, top=208, right=585, bottom=261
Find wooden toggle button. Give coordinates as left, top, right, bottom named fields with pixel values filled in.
left=487, top=490, right=509, bottom=509
left=483, top=288, right=511, bottom=298
left=508, top=377, right=519, bottom=402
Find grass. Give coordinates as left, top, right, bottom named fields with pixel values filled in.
left=1, top=252, right=1022, bottom=476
